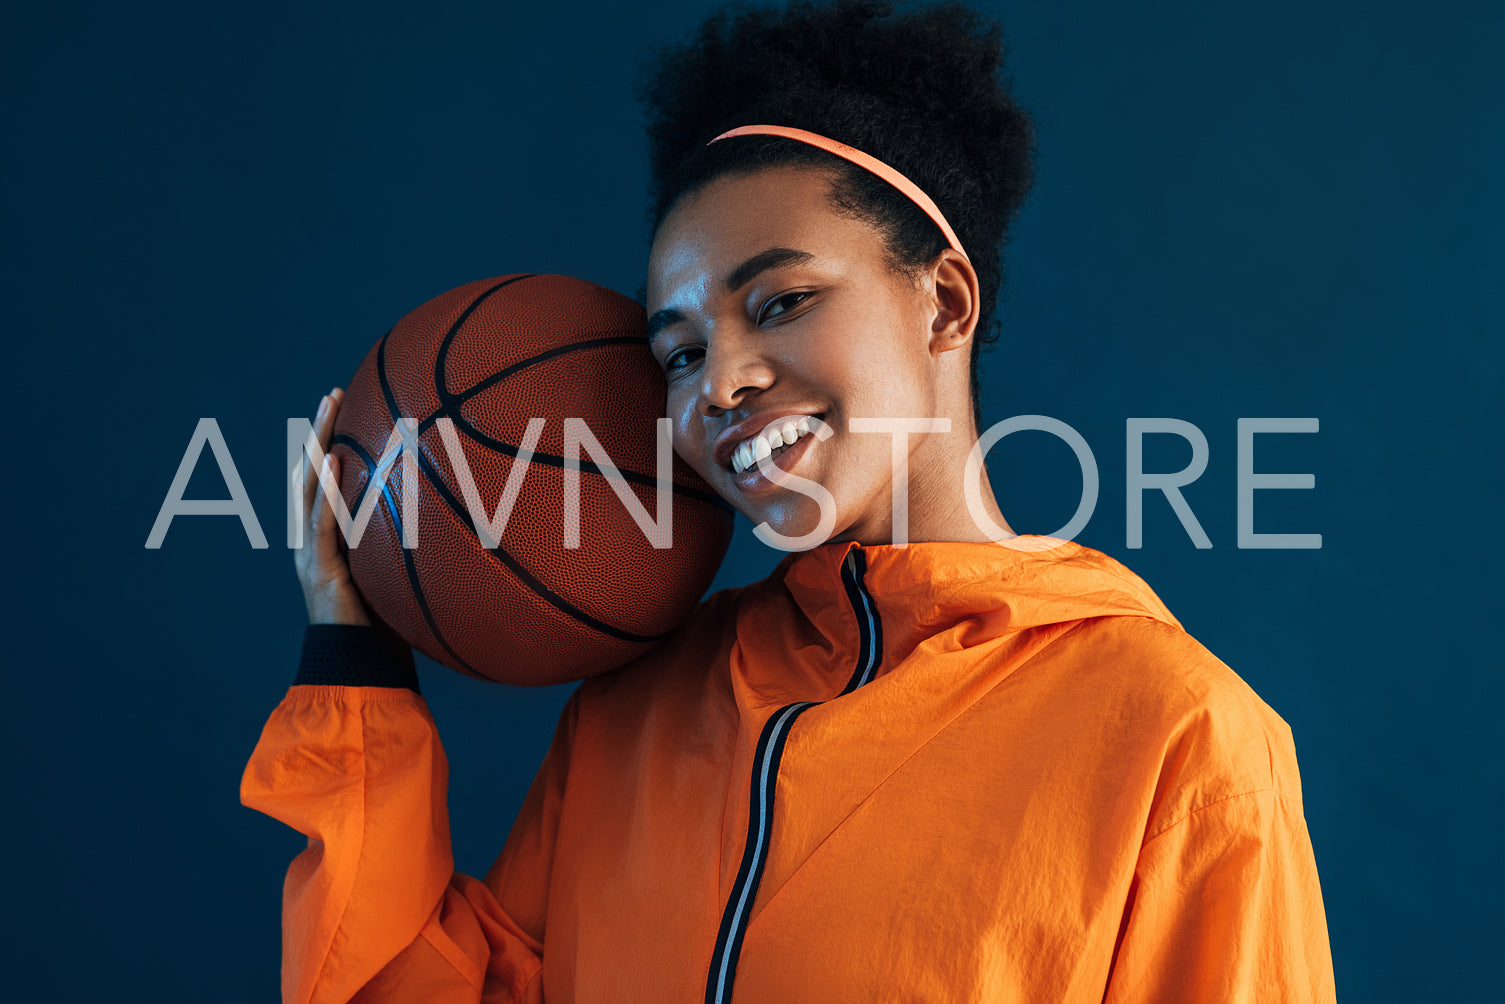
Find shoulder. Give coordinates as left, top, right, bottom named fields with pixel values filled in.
left=1043, top=613, right=1306, bottom=835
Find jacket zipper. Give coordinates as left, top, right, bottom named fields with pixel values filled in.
left=704, top=548, right=882, bottom=1004
left=837, top=548, right=882, bottom=694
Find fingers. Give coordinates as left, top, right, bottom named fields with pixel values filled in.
left=300, top=396, right=327, bottom=515
left=310, top=452, right=336, bottom=557
left=305, top=451, right=370, bottom=627
left=301, top=387, right=346, bottom=522
left=295, top=388, right=368, bottom=626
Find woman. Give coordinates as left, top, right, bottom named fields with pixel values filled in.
left=243, top=2, right=1335, bottom=1001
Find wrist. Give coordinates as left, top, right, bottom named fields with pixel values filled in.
left=296, top=623, right=418, bottom=691
left=304, top=587, right=371, bottom=627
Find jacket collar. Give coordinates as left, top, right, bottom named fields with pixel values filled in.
left=760, top=535, right=1183, bottom=679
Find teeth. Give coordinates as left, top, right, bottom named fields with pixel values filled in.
left=730, top=416, right=819, bottom=474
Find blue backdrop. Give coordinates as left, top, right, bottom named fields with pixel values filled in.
left=6, top=0, right=1499, bottom=999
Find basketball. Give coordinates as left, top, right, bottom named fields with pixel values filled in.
left=329, top=273, right=735, bottom=685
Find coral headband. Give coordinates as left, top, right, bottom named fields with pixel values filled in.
left=706, top=124, right=969, bottom=261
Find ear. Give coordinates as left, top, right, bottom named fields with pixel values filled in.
left=926, top=250, right=980, bottom=358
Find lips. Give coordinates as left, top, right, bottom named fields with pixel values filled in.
left=730, top=415, right=817, bottom=474
left=712, top=410, right=825, bottom=473
left=727, top=420, right=822, bottom=497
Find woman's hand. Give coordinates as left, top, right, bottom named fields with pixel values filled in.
left=295, top=388, right=371, bottom=626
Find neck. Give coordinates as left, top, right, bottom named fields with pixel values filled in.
left=907, top=460, right=1015, bottom=543
left=839, top=428, right=1016, bottom=546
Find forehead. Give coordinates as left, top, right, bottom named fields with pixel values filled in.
left=646, top=167, right=866, bottom=302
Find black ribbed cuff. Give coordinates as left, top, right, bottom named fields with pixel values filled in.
left=294, top=623, right=420, bottom=692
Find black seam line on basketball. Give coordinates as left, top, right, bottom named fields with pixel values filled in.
left=376, top=331, right=403, bottom=434
left=444, top=335, right=650, bottom=410
left=394, top=488, right=482, bottom=678
left=381, top=317, right=689, bottom=646
left=436, top=407, right=735, bottom=513
left=371, top=334, right=483, bottom=677
left=333, top=430, right=452, bottom=586
left=331, top=433, right=377, bottom=516
left=374, top=329, right=460, bottom=522
left=379, top=318, right=653, bottom=659
left=410, top=444, right=671, bottom=646
left=410, top=276, right=734, bottom=516
left=434, top=274, right=538, bottom=410
left=418, top=404, right=734, bottom=513
left=373, top=329, right=483, bottom=495
left=345, top=441, right=479, bottom=678
left=838, top=548, right=883, bottom=696
left=704, top=701, right=818, bottom=1004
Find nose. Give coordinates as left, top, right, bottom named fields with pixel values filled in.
left=697, top=330, right=775, bottom=417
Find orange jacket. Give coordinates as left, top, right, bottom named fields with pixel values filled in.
left=242, top=537, right=1335, bottom=1003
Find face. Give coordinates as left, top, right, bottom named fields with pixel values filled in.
left=645, top=166, right=973, bottom=545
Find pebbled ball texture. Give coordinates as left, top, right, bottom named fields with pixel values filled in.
left=331, top=273, right=734, bottom=685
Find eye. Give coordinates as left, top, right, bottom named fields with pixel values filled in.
left=663, top=345, right=705, bottom=373
left=758, top=290, right=812, bottom=324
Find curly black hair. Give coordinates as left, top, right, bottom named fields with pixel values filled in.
left=633, top=0, right=1037, bottom=433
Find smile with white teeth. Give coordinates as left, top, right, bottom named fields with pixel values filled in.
left=731, top=416, right=816, bottom=475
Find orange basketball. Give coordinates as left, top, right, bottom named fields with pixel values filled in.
left=330, top=273, right=734, bottom=685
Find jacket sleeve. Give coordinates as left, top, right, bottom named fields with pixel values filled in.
left=1102, top=786, right=1337, bottom=1003
left=240, top=625, right=576, bottom=1004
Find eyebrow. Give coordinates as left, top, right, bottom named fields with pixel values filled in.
left=645, top=246, right=817, bottom=346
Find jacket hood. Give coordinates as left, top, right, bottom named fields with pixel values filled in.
left=743, top=536, right=1184, bottom=690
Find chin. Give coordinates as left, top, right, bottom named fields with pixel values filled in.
left=745, top=495, right=844, bottom=550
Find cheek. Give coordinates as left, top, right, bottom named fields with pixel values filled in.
left=804, top=298, right=932, bottom=411
left=666, top=387, right=710, bottom=467
left=815, top=340, right=930, bottom=421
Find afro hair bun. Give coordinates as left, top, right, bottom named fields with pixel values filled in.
left=633, top=0, right=1037, bottom=424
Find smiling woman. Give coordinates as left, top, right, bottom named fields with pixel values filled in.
left=638, top=0, right=1033, bottom=550
left=646, top=165, right=1013, bottom=546
left=242, top=2, right=1336, bottom=1001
